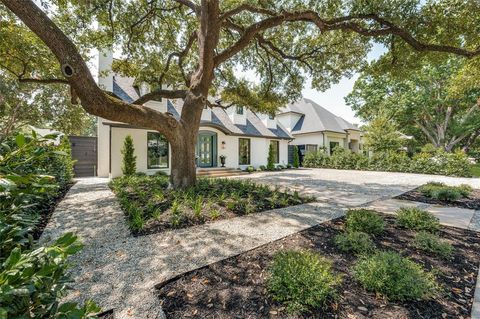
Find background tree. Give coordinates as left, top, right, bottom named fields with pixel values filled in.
left=121, top=135, right=136, bottom=176
left=1, top=0, right=479, bottom=187
left=347, top=58, right=480, bottom=152
left=362, top=117, right=403, bottom=153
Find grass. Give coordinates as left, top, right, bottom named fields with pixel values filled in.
left=267, top=250, right=341, bottom=314
left=470, top=164, right=480, bottom=177
left=110, top=175, right=313, bottom=233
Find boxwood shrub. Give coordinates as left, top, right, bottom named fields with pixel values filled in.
left=354, top=251, right=437, bottom=301
left=345, top=209, right=385, bottom=236
left=267, top=250, right=341, bottom=314
left=396, top=207, right=440, bottom=233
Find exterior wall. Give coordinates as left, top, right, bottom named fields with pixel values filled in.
left=324, top=132, right=347, bottom=154
left=289, top=132, right=325, bottom=149
left=103, top=125, right=290, bottom=177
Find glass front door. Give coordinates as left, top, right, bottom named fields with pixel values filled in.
left=197, top=133, right=214, bottom=167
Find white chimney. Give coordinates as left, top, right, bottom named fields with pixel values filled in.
left=98, top=49, right=113, bottom=92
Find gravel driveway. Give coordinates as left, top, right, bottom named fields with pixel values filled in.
left=41, top=168, right=480, bottom=318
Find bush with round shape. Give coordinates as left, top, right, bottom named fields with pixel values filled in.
left=354, top=251, right=437, bottom=301
left=267, top=250, right=341, bottom=314
left=396, top=207, right=440, bottom=232
left=413, top=231, right=454, bottom=259
left=334, top=231, right=375, bottom=255
left=345, top=209, right=385, bottom=235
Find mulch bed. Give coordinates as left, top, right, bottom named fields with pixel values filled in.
left=395, top=188, right=480, bottom=210
left=157, top=214, right=480, bottom=319
left=32, top=182, right=75, bottom=239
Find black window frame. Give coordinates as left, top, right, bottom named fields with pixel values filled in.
left=147, top=132, right=169, bottom=169
left=236, top=105, right=244, bottom=115
left=238, top=138, right=251, bottom=165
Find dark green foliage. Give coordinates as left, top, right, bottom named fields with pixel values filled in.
left=121, top=135, right=136, bottom=176
left=259, top=165, right=267, bottom=171
left=396, top=207, right=440, bottom=233
left=413, top=231, right=454, bottom=259
left=110, top=175, right=313, bottom=232
left=267, top=143, right=275, bottom=171
left=354, top=251, right=437, bottom=301
left=293, top=145, right=300, bottom=168
left=334, top=231, right=375, bottom=255
left=0, top=133, right=98, bottom=318
left=345, top=209, right=385, bottom=236
left=246, top=165, right=254, bottom=173
left=267, top=250, right=341, bottom=314
left=303, top=148, right=472, bottom=177
left=419, top=182, right=472, bottom=201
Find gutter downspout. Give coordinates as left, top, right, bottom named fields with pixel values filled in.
left=109, top=125, right=112, bottom=178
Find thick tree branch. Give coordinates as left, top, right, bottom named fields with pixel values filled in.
left=133, top=89, right=187, bottom=104
left=18, top=77, right=69, bottom=85
left=214, top=10, right=480, bottom=66
left=1, top=0, right=180, bottom=139
left=220, top=4, right=275, bottom=20
left=172, top=0, right=199, bottom=15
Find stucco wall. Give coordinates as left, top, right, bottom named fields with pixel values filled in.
left=289, top=132, right=325, bottom=148
left=101, top=125, right=289, bottom=177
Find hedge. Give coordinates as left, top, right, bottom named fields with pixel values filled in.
left=0, top=132, right=98, bottom=318
left=303, top=148, right=471, bottom=177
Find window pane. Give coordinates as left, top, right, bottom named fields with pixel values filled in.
left=236, top=105, right=244, bottom=115
left=270, top=140, right=279, bottom=163
left=147, top=132, right=169, bottom=169
left=306, top=144, right=317, bottom=154
left=239, top=138, right=250, bottom=165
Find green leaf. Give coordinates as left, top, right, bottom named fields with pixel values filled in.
left=15, top=134, right=26, bottom=147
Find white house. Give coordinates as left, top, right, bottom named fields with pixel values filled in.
left=96, top=53, right=292, bottom=178
left=95, top=53, right=362, bottom=178
left=277, top=98, right=362, bottom=161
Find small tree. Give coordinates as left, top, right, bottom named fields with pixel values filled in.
left=267, top=143, right=275, bottom=171
left=293, top=145, right=300, bottom=168
left=363, top=117, right=403, bottom=153
left=121, top=135, right=136, bottom=176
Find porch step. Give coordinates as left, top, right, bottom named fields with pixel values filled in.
left=197, top=167, right=249, bottom=177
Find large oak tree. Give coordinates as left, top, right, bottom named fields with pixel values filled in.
left=1, top=0, right=479, bottom=187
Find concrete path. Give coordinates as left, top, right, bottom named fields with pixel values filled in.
left=40, top=169, right=480, bottom=318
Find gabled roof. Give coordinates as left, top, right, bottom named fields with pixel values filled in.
left=111, top=75, right=292, bottom=140
left=279, top=98, right=359, bottom=134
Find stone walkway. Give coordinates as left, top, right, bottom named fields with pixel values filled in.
left=40, top=169, right=480, bottom=318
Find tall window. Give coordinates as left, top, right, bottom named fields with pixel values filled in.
left=306, top=144, right=318, bottom=154
left=236, top=105, right=244, bottom=115
left=329, top=141, right=340, bottom=155
left=147, top=132, right=169, bottom=169
left=268, top=114, right=275, bottom=120
left=238, top=138, right=250, bottom=165
left=270, top=140, right=279, bottom=163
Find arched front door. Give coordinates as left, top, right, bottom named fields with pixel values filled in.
left=196, top=131, right=217, bottom=167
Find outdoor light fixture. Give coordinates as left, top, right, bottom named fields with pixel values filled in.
left=221, top=141, right=226, bottom=149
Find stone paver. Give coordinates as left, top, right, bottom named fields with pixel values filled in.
left=41, top=168, right=480, bottom=318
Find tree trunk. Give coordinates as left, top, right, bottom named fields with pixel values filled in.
left=170, top=133, right=197, bottom=188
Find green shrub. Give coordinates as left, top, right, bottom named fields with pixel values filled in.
left=246, top=165, right=254, bottom=173
left=154, top=170, right=168, bottom=176
left=346, top=209, right=384, bottom=235
left=267, top=250, right=341, bottom=313
left=413, top=231, right=454, bottom=259
left=0, top=133, right=98, bottom=318
left=121, top=135, right=136, bottom=176
left=286, top=163, right=292, bottom=169
left=303, top=150, right=330, bottom=168
left=419, top=182, right=471, bottom=201
left=293, top=145, right=300, bottom=168
left=334, top=231, right=375, bottom=255
left=267, top=143, right=275, bottom=171
left=259, top=165, right=267, bottom=171
left=354, top=251, right=437, bottom=301
left=396, top=207, right=440, bottom=232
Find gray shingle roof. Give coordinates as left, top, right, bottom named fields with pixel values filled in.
left=279, top=98, right=358, bottom=134
left=113, top=76, right=292, bottom=139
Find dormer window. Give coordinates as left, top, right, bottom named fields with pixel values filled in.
left=236, top=105, right=244, bottom=115
left=268, top=114, right=275, bottom=120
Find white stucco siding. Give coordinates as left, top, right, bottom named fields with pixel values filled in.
left=289, top=132, right=325, bottom=148
left=97, top=120, right=111, bottom=177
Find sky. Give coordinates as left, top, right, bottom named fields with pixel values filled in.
left=302, top=43, right=386, bottom=124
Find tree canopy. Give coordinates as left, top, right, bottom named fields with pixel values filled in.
left=346, top=57, right=480, bottom=152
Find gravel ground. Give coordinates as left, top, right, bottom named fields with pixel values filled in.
left=40, top=169, right=480, bottom=319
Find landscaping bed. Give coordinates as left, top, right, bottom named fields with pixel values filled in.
left=110, top=175, right=313, bottom=235
left=157, top=212, right=480, bottom=318
left=396, top=182, right=480, bottom=210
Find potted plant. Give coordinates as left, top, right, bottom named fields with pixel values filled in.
left=219, top=155, right=226, bottom=167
